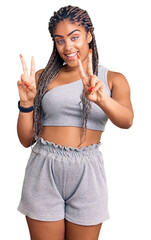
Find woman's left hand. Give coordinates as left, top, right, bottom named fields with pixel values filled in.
left=77, top=50, right=109, bottom=104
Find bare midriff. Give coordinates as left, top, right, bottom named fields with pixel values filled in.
left=41, top=126, right=103, bottom=148
left=39, top=66, right=112, bottom=149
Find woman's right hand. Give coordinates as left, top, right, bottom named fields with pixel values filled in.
left=17, top=54, right=37, bottom=106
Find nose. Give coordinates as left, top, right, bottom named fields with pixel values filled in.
left=64, top=39, right=74, bottom=52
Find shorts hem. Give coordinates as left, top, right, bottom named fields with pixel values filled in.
left=65, top=213, right=110, bottom=226
left=17, top=204, right=64, bottom=222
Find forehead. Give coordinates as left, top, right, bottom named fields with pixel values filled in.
left=53, top=19, right=86, bottom=36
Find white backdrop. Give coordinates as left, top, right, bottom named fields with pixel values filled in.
left=0, top=0, right=151, bottom=239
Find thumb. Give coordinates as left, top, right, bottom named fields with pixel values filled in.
left=22, top=80, right=30, bottom=88
left=28, top=84, right=37, bottom=95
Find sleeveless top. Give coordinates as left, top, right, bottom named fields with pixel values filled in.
left=41, top=65, right=112, bottom=131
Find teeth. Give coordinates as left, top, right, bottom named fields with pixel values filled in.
left=66, top=52, right=77, bottom=57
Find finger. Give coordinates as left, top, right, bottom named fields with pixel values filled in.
left=19, top=75, right=30, bottom=88
left=17, top=80, right=24, bottom=86
left=88, top=75, right=98, bottom=93
left=28, top=85, right=37, bottom=95
left=19, top=54, right=29, bottom=78
left=30, top=56, right=35, bottom=78
left=89, top=75, right=97, bottom=88
left=91, top=80, right=104, bottom=94
left=20, top=73, right=28, bottom=81
left=77, top=54, right=87, bottom=86
left=22, top=81, right=30, bottom=88
left=17, top=80, right=28, bottom=90
left=87, top=49, right=93, bottom=77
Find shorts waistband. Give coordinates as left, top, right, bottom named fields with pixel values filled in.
left=32, top=138, right=102, bottom=157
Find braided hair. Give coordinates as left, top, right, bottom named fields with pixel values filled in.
left=33, top=5, right=99, bottom=147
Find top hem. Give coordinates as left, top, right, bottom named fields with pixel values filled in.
left=42, top=124, right=105, bottom=132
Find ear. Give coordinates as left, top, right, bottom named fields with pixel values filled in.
left=87, top=31, right=92, bottom=43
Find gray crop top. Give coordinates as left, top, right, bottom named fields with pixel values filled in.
left=41, top=65, right=112, bottom=131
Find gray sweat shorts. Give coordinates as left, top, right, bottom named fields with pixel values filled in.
left=17, top=138, right=110, bottom=226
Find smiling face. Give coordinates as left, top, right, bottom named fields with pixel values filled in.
left=53, top=19, right=92, bottom=71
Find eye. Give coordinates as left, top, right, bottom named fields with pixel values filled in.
left=57, top=40, right=64, bottom=45
left=72, top=36, right=79, bottom=41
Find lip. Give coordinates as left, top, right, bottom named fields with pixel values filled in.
left=64, top=52, right=78, bottom=60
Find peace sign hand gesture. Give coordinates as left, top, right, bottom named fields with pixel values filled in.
left=17, top=55, right=36, bottom=105
left=77, top=50, right=109, bottom=104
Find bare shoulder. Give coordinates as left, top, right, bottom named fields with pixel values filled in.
left=107, top=69, right=133, bottom=112
left=35, top=69, right=45, bottom=87
left=107, top=70, right=130, bottom=92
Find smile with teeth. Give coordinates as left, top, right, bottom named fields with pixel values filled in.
left=65, top=52, right=78, bottom=59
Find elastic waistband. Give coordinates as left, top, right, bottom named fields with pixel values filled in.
left=32, top=138, right=102, bottom=157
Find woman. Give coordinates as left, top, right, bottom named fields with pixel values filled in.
left=17, top=5, right=134, bottom=240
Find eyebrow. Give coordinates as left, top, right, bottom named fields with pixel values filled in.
left=54, top=29, right=80, bottom=38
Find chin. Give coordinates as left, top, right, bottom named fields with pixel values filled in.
left=66, top=60, right=78, bottom=68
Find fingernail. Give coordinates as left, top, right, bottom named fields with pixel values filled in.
left=89, top=86, right=93, bottom=91
left=89, top=49, right=92, bottom=54
left=19, top=54, right=23, bottom=59
left=77, top=54, right=80, bottom=59
left=23, top=81, right=30, bottom=88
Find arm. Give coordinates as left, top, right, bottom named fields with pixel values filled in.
left=17, top=100, right=35, bottom=148
left=76, top=51, right=134, bottom=129
left=95, top=72, right=134, bottom=129
left=17, top=68, right=44, bottom=148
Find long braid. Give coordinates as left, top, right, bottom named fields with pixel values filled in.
left=32, top=5, right=99, bottom=147
left=33, top=44, right=64, bottom=140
